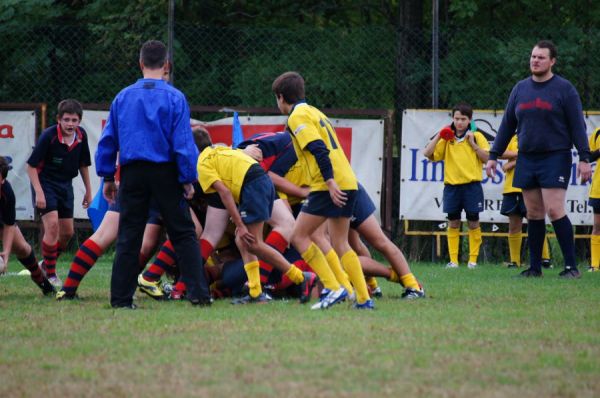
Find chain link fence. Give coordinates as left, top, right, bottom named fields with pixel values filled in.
left=2, top=23, right=599, bottom=262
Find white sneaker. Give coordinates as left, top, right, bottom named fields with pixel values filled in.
left=445, top=262, right=458, bottom=269
left=47, top=275, right=62, bottom=289
left=310, top=287, right=347, bottom=310
left=468, top=262, right=477, bottom=269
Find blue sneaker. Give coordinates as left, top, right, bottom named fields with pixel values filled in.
left=231, top=292, right=272, bottom=305
left=353, top=299, right=375, bottom=310
left=311, top=287, right=347, bottom=310
left=401, top=287, right=426, bottom=300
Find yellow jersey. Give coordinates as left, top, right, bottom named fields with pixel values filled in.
left=197, top=146, right=257, bottom=203
left=502, top=135, right=521, bottom=194
left=431, top=130, right=489, bottom=185
left=287, top=103, right=357, bottom=191
left=589, top=128, right=600, bottom=199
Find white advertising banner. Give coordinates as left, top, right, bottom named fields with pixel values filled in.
left=0, top=111, right=36, bottom=220
left=81, top=112, right=384, bottom=221
left=399, top=109, right=600, bottom=225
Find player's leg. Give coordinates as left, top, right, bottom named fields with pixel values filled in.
left=590, top=202, right=600, bottom=272
left=464, top=183, right=483, bottom=268
left=10, top=225, right=53, bottom=295
left=328, top=216, right=371, bottom=307
left=260, top=199, right=295, bottom=284
left=312, top=222, right=353, bottom=294
left=355, top=215, right=423, bottom=297
left=40, top=210, right=61, bottom=284
left=57, top=217, right=74, bottom=256
left=443, top=184, right=461, bottom=267
left=543, top=187, right=579, bottom=277
left=522, top=187, right=545, bottom=276
left=507, top=214, right=523, bottom=267
left=58, top=210, right=119, bottom=299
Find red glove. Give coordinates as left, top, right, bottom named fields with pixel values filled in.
left=439, top=127, right=454, bottom=141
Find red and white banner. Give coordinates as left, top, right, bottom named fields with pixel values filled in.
left=400, top=109, right=600, bottom=225
left=0, top=111, right=36, bottom=220
left=79, top=112, right=385, bottom=221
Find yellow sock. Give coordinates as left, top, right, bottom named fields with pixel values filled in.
left=447, top=227, right=460, bottom=264
left=325, top=249, right=354, bottom=294
left=243, top=261, right=262, bottom=298
left=366, top=276, right=378, bottom=290
left=542, top=236, right=550, bottom=260
left=591, top=235, right=600, bottom=267
left=468, top=227, right=482, bottom=264
left=399, top=272, right=420, bottom=290
left=508, top=232, right=522, bottom=265
left=388, top=268, right=400, bottom=283
left=285, top=265, right=304, bottom=285
left=340, top=250, right=369, bottom=304
left=302, top=243, right=340, bottom=291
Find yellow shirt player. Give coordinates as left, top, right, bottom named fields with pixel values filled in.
left=272, top=71, right=374, bottom=309
left=587, top=127, right=600, bottom=271
left=423, top=103, right=489, bottom=269
left=197, top=141, right=318, bottom=304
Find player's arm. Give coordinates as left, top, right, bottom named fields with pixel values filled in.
left=488, top=85, right=519, bottom=177
left=305, top=140, right=347, bottom=207
left=0, top=224, right=15, bottom=272
left=499, top=150, right=518, bottom=160
left=467, top=132, right=489, bottom=163
left=79, top=166, right=92, bottom=209
left=422, top=132, right=443, bottom=160
left=502, top=159, right=517, bottom=172
left=211, top=180, right=255, bottom=245
left=268, top=171, right=310, bottom=199
left=26, top=165, right=45, bottom=209
left=95, top=102, right=120, bottom=182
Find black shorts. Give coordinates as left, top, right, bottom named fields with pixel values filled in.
left=500, top=192, right=527, bottom=217
left=36, top=178, right=74, bottom=218
left=514, top=151, right=572, bottom=190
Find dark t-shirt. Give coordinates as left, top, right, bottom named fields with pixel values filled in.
left=27, top=124, right=92, bottom=182
left=0, top=180, right=16, bottom=226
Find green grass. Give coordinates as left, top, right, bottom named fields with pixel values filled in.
left=1, top=259, right=600, bottom=397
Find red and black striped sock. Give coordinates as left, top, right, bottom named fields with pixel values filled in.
left=142, top=240, right=176, bottom=282
left=17, top=249, right=44, bottom=283
left=62, top=239, right=103, bottom=294
left=41, top=241, right=59, bottom=277
left=259, top=231, right=289, bottom=284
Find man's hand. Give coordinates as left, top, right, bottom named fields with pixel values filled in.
left=183, top=183, right=195, bottom=200
left=485, top=160, right=498, bottom=178
left=103, top=181, right=118, bottom=204
left=578, top=161, right=592, bottom=184
left=34, top=189, right=46, bottom=209
left=236, top=224, right=255, bottom=246
left=82, top=191, right=92, bottom=209
left=242, top=144, right=263, bottom=162
left=326, top=179, right=347, bottom=208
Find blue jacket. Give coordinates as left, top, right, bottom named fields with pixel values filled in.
left=95, top=78, right=199, bottom=183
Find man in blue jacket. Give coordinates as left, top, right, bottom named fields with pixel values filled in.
left=95, top=40, right=210, bottom=308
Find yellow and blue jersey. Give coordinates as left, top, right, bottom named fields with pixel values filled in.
left=197, top=146, right=257, bottom=204
left=431, top=129, right=489, bottom=185
left=589, top=128, right=600, bottom=199
left=287, top=103, right=357, bottom=191
left=502, top=135, right=521, bottom=194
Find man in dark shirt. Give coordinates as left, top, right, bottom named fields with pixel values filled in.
left=0, top=156, right=54, bottom=295
left=486, top=40, right=592, bottom=278
left=26, top=99, right=92, bottom=288
left=95, top=40, right=210, bottom=308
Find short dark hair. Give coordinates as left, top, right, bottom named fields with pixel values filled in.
left=272, top=72, right=305, bottom=104
left=57, top=99, right=83, bottom=119
left=452, top=102, right=473, bottom=119
left=0, top=156, right=9, bottom=179
left=535, top=40, right=557, bottom=59
left=192, top=125, right=212, bottom=154
left=140, top=40, right=167, bottom=69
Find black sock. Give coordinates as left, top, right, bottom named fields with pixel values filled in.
left=552, top=215, right=577, bottom=269
left=527, top=219, right=546, bottom=272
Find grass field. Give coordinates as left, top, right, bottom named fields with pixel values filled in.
left=1, top=258, right=599, bottom=398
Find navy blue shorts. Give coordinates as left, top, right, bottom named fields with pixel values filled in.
left=350, top=184, right=376, bottom=229
left=239, top=174, right=276, bottom=224
left=37, top=178, right=74, bottom=218
left=301, top=189, right=358, bottom=218
left=442, top=182, right=483, bottom=214
left=500, top=192, right=527, bottom=217
left=514, top=151, right=571, bottom=190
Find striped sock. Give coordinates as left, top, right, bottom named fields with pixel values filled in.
left=143, top=240, right=176, bottom=282
left=17, top=249, right=43, bottom=283
left=41, top=241, right=59, bottom=277
left=259, top=231, right=289, bottom=284
left=62, top=239, right=103, bottom=294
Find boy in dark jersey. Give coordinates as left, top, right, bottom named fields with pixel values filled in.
left=26, top=99, right=92, bottom=288
left=0, top=156, right=54, bottom=294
